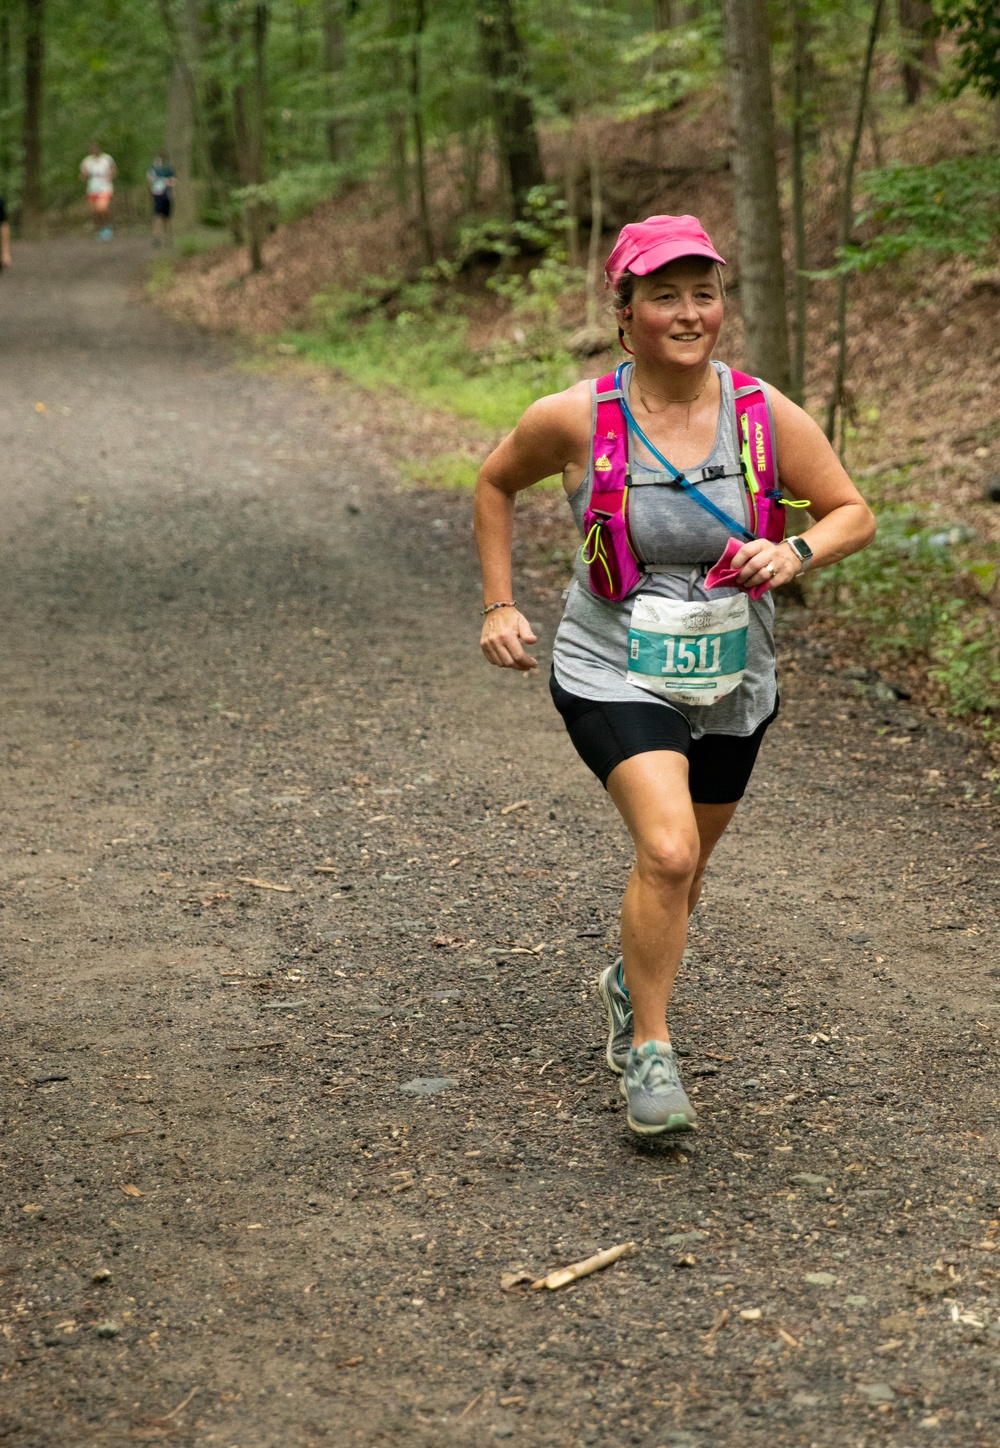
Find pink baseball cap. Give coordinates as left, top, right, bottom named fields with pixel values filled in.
left=605, top=214, right=726, bottom=287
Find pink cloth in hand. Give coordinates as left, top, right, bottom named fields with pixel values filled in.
left=704, top=537, right=771, bottom=601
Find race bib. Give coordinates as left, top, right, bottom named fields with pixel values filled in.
left=626, top=592, right=748, bottom=706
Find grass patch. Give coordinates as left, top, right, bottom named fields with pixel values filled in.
left=146, top=257, right=178, bottom=297
left=175, top=227, right=233, bottom=258
left=146, top=230, right=230, bottom=299
left=397, top=453, right=563, bottom=490
left=285, top=300, right=579, bottom=438
left=399, top=453, right=480, bottom=490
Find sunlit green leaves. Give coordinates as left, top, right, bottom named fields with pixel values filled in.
left=937, top=0, right=1000, bottom=101
left=827, top=155, right=1000, bottom=274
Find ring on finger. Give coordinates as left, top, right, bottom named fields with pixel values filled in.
left=765, top=563, right=776, bottom=578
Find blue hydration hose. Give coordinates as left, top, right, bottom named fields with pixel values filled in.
left=614, top=362, right=754, bottom=543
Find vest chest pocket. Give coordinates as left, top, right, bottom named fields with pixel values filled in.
left=626, top=593, right=749, bottom=707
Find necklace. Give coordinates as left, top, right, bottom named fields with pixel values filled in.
left=634, top=367, right=711, bottom=425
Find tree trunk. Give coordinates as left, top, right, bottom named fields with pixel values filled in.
left=790, top=0, right=812, bottom=404
left=21, top=0, right=43, bottom=237
left=409, top=0, right=434, bottom=264
left=199, top=0, right=241, bottom=233
left=165, top=58, right=196, bottom=232
left=825, top=0, right=885, bottom=444
left=585, top=122, right=602, bottom=328
left=476, top=0, right=545, bottom=219
left=232, top=1, right=268, bottom=271
left=658, top=1, right=698, bottom=25
left=159, top=0, right=200, bottom=232
left=247, top=0, right=268, bottom=271
left=720, top=0, right=791, bottom=391
left=0, top=3, right=12, bottom=186
left=563, top=118, right=579, bottom=269
left=898, top=0, right=937, bottom=104
left=322, top=0, right=347, bottom=163
left=386, top=0, right=409, bottom=208
left=459, top=120, right=486, bottom=213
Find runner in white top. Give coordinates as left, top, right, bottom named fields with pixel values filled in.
left=80, top=143, right=117, bottom=240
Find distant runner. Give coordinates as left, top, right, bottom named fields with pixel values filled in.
left=147, top=154, right=176, bottom=245
left=0, top=191, right=10, bottom=270
left=80, top=142, right=117, bottom=240
left=475, top=213, right=875, bottom=1137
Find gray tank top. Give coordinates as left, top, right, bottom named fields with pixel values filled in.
left=551, top=361, right=777, bottom=739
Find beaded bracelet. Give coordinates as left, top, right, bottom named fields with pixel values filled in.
left=482, top=601, right=516, bottom=616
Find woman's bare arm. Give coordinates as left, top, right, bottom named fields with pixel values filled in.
left=769, top=389, right=875, bottom=564
left=731, top=388, right=876, bottom=590
left=475, top=385, right=590, bottom=671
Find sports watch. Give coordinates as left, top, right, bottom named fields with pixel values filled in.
left=785, top=535, right=814, bottom=571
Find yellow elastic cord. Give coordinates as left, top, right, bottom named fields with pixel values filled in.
left=784, top=498, right=811, bottom=509
left=738, top=416, right=760, bottom=533
left=581, top=522, right=602, bottom=565
left=581, top=525, right=614, bottom=589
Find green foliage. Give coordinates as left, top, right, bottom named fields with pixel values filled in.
left=937, top=0, right=1000, bottom=100
left=615, top=15, right=722, bottom=120
left=929, top=611, right=1000, bottom=724
left=292, top=265, right=577, bottom=436
left=273, top=173, right=583, bottom=460
left=814, top=506, right=1000, bottom=733
left=827, top=156, right=1000, bottom=273
left=233, top=159, right=358, bottom=223
left=456, top=184, right=570, bottom=264
left=0, top=0, right=171, bottom=211
left=466, top=185, right=582, bottom=361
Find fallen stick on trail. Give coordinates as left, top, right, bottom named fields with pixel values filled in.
left=139, top=1385, right=201, bottom=1427
left=457, top=1387, right=487, bottom=1420
left=702, top=1306, right=730, bottom=1356
left=531, top=1241, right=635, bottom=1291
left=236, top=876, right=295, bottom=893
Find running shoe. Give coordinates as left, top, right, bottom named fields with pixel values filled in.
left=598, top=957, right=632, bottom=1074
left=620, top=1040, right=697, bottom=1135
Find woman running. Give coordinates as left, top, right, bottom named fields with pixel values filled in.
left=80, top=142, right=117, bottom=241
left=474, top=214, right=875, bottom=1136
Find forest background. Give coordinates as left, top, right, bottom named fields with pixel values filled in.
left=1, top=0, right=999, bottom=745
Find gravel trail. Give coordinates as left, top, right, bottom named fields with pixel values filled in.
left=1, top=238, right=998, bottom=1448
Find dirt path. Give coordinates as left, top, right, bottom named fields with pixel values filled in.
left=1, top=238, right=998, bottom=1448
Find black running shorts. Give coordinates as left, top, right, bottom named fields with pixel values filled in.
left=550, top=671, right=777, bottom=803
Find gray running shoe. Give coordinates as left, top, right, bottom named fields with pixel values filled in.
left=598, top=958, right=633, bottom=1074
left=620, top=1040, right=697, bottom=1136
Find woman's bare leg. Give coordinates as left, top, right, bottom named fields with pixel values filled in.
left=606, top=750, right=700, bottom=1047
left=689, top=801, right=740, bottom=914
left=607, top=756, right=742, bottom=1047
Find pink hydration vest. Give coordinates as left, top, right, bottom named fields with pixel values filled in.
left=581, top=364, right=786, bottom=603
